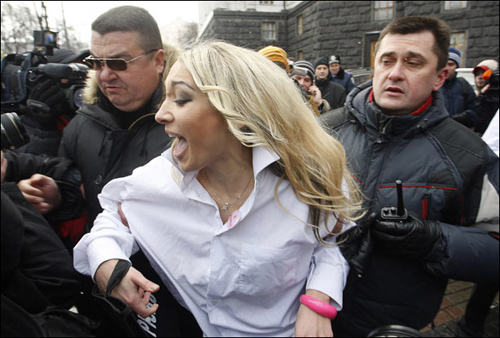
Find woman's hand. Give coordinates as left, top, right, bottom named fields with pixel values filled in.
left=95, top=259, right=160, bottom=318
left=295, top=290, right=334, bottom=337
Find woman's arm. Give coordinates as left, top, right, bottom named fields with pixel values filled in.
left=295, top=217, right=352, bottom=336
left=295, top=289, right=334, bottom=337
left=95, top=259, right=160, bottom=318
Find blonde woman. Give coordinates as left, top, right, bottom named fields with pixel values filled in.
left=74, top=40, right=364, bottom=337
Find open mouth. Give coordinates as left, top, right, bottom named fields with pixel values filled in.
left=172, top=136, right=187, bottom=160
left=385, top=86, right=404, bottom=94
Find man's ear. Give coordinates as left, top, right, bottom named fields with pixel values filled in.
left=155, top=49, right=165, bottom=73
left=433, top=67, right=448, bottom=91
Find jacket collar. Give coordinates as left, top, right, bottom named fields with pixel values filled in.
left=77, top=83, right=163, bottom=130
left=368, top=90, right=433, bottom=116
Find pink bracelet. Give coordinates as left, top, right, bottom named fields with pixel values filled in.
left=299, top=294, right=338, bottom=319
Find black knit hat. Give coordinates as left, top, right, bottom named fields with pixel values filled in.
left=314, top=56, right=329, bottom=69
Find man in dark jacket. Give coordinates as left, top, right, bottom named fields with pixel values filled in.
left=474, top=68, right=499, bottom=135
left=314, top=56, right=346, bottom=109
left=439, top=47, right=477, bottom=128
left=320, top=16, right=499, bottom=336
left=1, top=151, right=81, bottom=314
left=17, top=5, right=172, bottom=235
left=16, top=6, right=201, bottom=337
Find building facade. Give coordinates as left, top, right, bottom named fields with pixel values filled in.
left=198, top=1, right=499, bottom=70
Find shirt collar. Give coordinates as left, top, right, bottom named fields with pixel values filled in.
left=163, top=145, right=280, bottom=189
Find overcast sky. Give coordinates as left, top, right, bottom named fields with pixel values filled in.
left=3, top=1, right=199, bottom=44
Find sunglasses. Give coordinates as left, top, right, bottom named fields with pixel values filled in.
left=83, top=49, right=158, bottom=71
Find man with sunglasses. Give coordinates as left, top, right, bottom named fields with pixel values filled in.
left=16, top=5, right=201, bottom=337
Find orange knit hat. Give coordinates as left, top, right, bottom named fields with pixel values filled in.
left=258, top=45, right=290, bottom=72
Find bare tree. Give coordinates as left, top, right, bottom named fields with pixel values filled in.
left=1, top=2, right=39, bottom=54
left=1, top=1, right=87, bottom=57
left=53, top=21, right=88, bottom=52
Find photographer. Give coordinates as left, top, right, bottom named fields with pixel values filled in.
left=1, top=113, right=85, bottom=248
left=474, top=66, right=499, bottom=136
left=1, top=46, right=89, bottom=157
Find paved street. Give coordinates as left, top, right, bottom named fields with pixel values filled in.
left=420, top=280, right=499, bottom=337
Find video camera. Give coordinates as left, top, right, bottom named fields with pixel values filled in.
left=1, top=30, right=89, bottom=114
left=34, top=30, right=58, bottom=56
left=485, top=69, right=499, bottom=89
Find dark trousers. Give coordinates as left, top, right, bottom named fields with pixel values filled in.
left=461, top=282, right=499, bottom=336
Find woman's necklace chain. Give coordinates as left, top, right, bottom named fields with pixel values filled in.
left=205, top=172, right=253, bottom=214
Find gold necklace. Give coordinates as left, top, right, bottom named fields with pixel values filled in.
left=205, top=171, right=253, bottom=214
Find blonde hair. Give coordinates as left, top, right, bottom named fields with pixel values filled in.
left=180, top=40, right=364, bottom=241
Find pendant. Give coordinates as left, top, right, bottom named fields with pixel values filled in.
left=221, top=203, right=229, bottom=211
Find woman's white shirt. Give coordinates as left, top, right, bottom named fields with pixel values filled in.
left=74, top=146, right=353, bottom=337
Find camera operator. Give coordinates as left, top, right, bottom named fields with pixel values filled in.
left=1, top=37, right=90, bottom=157
left=14, top=48, right=90, bottom=157
left=474, top=65, right=499, bottom=136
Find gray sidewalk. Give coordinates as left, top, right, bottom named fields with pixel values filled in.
left=422, top=305, right=498, bottom=337
left=420, top=280, right=499, bottom=337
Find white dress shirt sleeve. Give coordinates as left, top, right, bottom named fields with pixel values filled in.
left=305, top=218, right=355, bottom=309
left=73, top=174, right=140, bottom=279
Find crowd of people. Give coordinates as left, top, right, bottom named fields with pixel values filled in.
left=1, top=5, right=498, bottom=337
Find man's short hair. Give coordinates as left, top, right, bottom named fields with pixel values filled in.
left=375, top=16, right=451, bottom=71
left=91, top=6, right=163, bottom=52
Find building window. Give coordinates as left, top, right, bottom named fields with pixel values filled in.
left=444, top=1, right=468, bottom=10
left=262, top=22, right=277, bottom=41
left=297, top=15, right=303, bottom=35
left=297, top=50, right=303, bottom=61
left=450, top=31, right=466, bottom=66
left=364, top=33, right=380, bottom=68
left=373, top=1, right=394, bottom=21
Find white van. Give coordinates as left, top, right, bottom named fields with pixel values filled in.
left=456, top=68, right=475, bottom=90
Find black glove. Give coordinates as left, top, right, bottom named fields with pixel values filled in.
left=24, top=78, right=68, bottom=128
left=338, top=213, right=376, bottom=276
left=371, top=212, right=442, bottom=260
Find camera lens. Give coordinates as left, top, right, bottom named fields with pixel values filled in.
left=73, top=87, right=84, bottom=109
left=1, top=112, right=30, bottom=149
